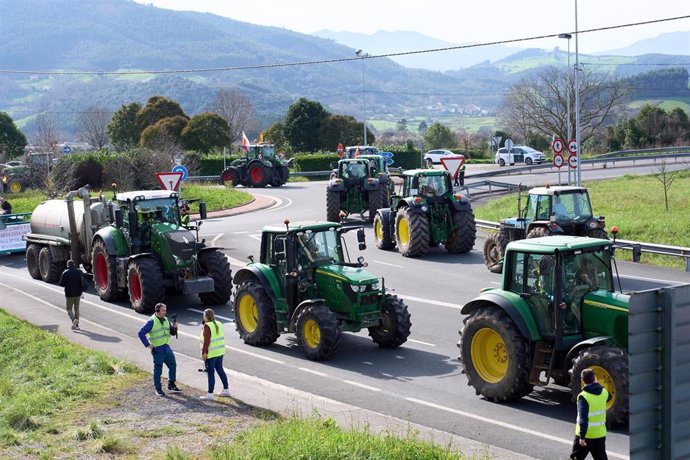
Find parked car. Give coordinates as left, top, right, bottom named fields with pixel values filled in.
left=495, top=146, right=545, bottom=166
left=423, top=149, right=464, bottom=167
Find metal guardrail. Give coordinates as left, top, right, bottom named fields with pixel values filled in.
left=477, top=219, right=690, bottom=272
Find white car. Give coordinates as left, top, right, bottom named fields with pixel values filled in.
left=423, top=149, right=464, bottom=167
left=495, top=146, right=545, bottom=166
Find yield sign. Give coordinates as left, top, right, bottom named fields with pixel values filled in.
left=156, top=172, right=183, bottom=191
left=440, top=156, right=465, bottom=180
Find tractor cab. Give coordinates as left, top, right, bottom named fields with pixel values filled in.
left=398, top=169, right=452, bottom=203
left=246, top=143, right=277, bottom=161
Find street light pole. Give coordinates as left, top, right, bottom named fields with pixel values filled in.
left=356, top=49, right=368, bottom=145
left=559, top=33, right=572, bottom=185
left=574, top=0, right=582, bottom=186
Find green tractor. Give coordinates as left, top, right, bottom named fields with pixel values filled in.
left=373, top=169, right=476, bottom=257
left=483, top=186, right=608, bottom=273
left=232, top=220, right=411, bottom=361
left=459, top=235, right=629, bottom=425
left=326, top=155, right=394, bottom=223
left=221, top=143, right=291, bottom=187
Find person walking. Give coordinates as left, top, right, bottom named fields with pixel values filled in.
left=58, top=259, right=87, bottom=330
left=454, top=157, right=466, bottom=187
left=199, top=308, right=231, bottom=400
left=138, top=303, right=182, bottom=397
left=0, top=196, right=12, bottom=214
left=570, top=368, right=609, bottom=460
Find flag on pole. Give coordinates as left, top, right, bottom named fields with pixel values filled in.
left=258, top=131, right=264, bottom=143
left=354, top=145, right=360, bottom=157
left=241, top=131, right=250, bottom=153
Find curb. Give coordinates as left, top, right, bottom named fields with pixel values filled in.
left=191, top=192, right=277, bottom=220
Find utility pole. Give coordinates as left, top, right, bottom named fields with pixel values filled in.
left=574, top=0, right=582, bottom=186
left=356, top=49, right=368, bottom=145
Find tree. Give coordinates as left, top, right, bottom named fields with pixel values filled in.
left=180, top=112, right=231, bottom=153
left=418, top=121, right=428, bottom=135
left=500, top=66, right=629, bottom=148
left=397, top=118, right=408, bottom=134
left=263, top=122, right=289, bottom=153
left=423, top=122, right=455, bottom=149
left=77, top=106, right=111, bottom=149
left=284, top=98, right=330, bottom=152
left=207, top=88, right=256, bottom=144
left=654, top=159, right=678, bottom=212
left=0, top=112, right=27, bottom=161
left=34, top=111, right=60, bottom=151
left=318, top=115, right=371, bottom=150
left=137, top=96, right=187, bottom=131
left=107, top=102, right=142, bottom=151
left=140, top=116, right=188, bottom=150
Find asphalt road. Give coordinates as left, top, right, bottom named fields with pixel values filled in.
left=2, top=161, right=689, bottom=459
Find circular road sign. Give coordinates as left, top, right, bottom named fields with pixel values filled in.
left=504, top=138, right=514, bottom=152
left=568, top=154, right=578, bottom=169
left=552, top=138, right=564, bottom=154
left=62, top=145, right=72, bottom=154
left=553, top=153, right=564, bottom=168
left=567, top=139, right=578, bottom=155
left=172, top=164, right=188, bottom=182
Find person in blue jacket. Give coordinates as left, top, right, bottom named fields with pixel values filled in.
left=138, top=303, right=182, bottom=397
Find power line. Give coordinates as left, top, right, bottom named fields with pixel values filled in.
left=0, top=15, right=688, bottom=76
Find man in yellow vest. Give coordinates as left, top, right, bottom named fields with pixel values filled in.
left=570, top=368, right=609, bottom=460
left=138, top=303, right=181, bottom=397
left=199, top=308, right=231, bottom=400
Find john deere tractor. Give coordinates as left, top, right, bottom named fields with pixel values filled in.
left=232, top=220, right=411, bottom=361
left=221, top=143, right=291, bottom=187
left=373, top=169, right=476, bottom=257
left=459, top=235, right=629, bottom=425
left=326, top=156, right=393, bottom=222
left=483, top=186, right=608, bottom=273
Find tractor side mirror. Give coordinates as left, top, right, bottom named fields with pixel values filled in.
left=357, top=228, right=366, bottom=251
left=199, top=201, right=207, bottom=220
left=114, top=209, right=123, bottom=228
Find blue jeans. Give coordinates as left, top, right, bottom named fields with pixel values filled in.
left=152, top=346, right=177, bottom=391
left=206, top=355, right=229, bottom=393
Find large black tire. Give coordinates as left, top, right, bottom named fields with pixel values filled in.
left=460, top=307, right=533, bottom=401
left=279, top=165, right=290, bottom=185
left=92, top=239, right=125, bottom=301
left=221, top=167, right=240, bottom=187
left=26, top=244, right=42, bottom=279
left=483, top=232, right=507, bottom=273
left=234, top=280, right=279, bottom=346
left=38, top=246, right=64, bottom=283
left=368, top=187, right=386, bottom=223
left=395, top=208, right=429, bottom=257
left=198, top=250, right=232, bottom=305
left=247, top=162, right=268, bottom=188
left=445, top=208, right=476, bottom=254
left=587, top=228, right=608, bottom=239
left=525, top=157, right=533, bottom=165
left=569, top=346, right=629, bottom=426
left=127, top=258, right=165, bottom=314
left=527, top=226, right=549, bottom=239
left=368, top=294, right=411, bottom=348
left=326, top=187, right=341, bottom=222
left=373, top=212, right=394, bottom=250
left=296, top=303, right=341, bottom=361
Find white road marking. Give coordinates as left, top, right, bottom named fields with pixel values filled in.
left=298, top=367, right=328, bottom=377
left=408, top=339, right=437, bottom=347
left=248, top=234, right=262, bottom=241
left=187, top=307, right=234, bottom=322
left=211, top=233, right=224, bottom=245
left=362, top=361, right=373, bottom=365
left=490, top=281, right=501, bottom=285
left=372, top=260, right=404, bottom=268
left=343, top=380, right=381, bottom=392
left=232, top=231, right=250, bottom=234
left=395, top=294, right=462, bottom=310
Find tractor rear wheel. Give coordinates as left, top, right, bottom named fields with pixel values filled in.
left=373, top=212, right=394, bottom=250
left=26, top=244, right=42, bottom=279
left=296, top=303, right=341, bottom=361
left=569, top=346, right=629, bottom=426
left=234, top=280, right=279, bottom=346
left=326, top=187, right=341, bottom=222
left=527, top=227, right=549, bottom=239
left=368, top=187, right=386, bottom=223
left=445, top=208, right=476, bottom=254
left=92, top=239, right=125, bottom=301
left=395, top=207, right=429, bottom=257
left=368, top=294, right=411, bottom=348
left=127, top=258, right=164, bottom=314
left=460, top=307, right=533, bottom=401
left=483, top=232, right=507, bottom=273
left=221, top=167, right=240, bottom=187
left=38, top=246, right=64, bottom=283
left=198, top=250, right=232, bottom=305
left=9, top=180, right=22, bottom=193
left=248, top=162, right=268, bottom=187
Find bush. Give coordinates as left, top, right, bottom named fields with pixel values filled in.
left=102, top=155, right=136, bottom=191
left=291, top=152, right=339, bottom=173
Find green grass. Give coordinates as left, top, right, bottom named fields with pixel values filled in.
left=474, top=170, right=690, bottom=269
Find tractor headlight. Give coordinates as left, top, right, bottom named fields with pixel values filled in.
left=352, top=284, right=366, bottom=293
left=588, top=220, right=597, bottom=229
left=371, top=281, right=380, bottom=291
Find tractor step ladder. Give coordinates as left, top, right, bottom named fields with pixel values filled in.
left=529, top=341, right=554, bottom=386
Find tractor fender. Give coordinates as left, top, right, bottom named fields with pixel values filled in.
left=450, top=195, right=473, bottom=212
left=197, top=246, right=222, bottom=254
left=328, top=178, right=346, bottom=192
left=233, top=265, right=280, bottom=305
left=565, top=336, right=616, bottom=365
left=362, top=177, right=380, bottom=191
left=460, top=293, right=541, bottom=342
left=92, top=227, right=128, bottom=256
left=249, top=158, right=273, bottom=169
left=377, top=207, right=392, bottom=231
left=397, top=199, right=425, bottom=214
left=288, top=298, right=328, bottom=331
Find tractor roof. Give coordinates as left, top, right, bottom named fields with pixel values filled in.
left=356, top=154, right=382, bottom=161
left=403, top=168, right=448, bottom=177
left=529, top=186, right=588, bottom=196
left=338, top=158, right=369, bottom=164
left=506, top=235, right=612, bottom=254
left=115, top=190, right=178, bottom=202
left=262, top=220, right=340, bottom=233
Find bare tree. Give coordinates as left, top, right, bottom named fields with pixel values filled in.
left=654, top=159, right=679, bottom=212
left=207, top=88, right=256, bottom=144
left=34, top=110, right=60, bottom=151
left=77, top=106, right=111, bottom=149
left=32, top=110, right=61, bottom=187
left=500, top=67, right=630, bottom=146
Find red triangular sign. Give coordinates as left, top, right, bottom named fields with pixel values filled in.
left=156, top=172, right=183, bottom=191
left=440, top=157, right=465, bottom=180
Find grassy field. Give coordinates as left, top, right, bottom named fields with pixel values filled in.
left=474, top=170, right=690, bottom=270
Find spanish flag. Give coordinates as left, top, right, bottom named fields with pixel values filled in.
left=355, top=145, right=360, bottom=157
left=259, top=131, right=264, bottom=143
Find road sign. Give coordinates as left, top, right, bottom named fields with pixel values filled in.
left=567, top=139, right=578, bottom=155
left=62, top=146, right=72, bottom=154
left=552, top=138, right=564, bottom=154
left=155, top=172, right=183, bottom=191
left=172, top=164, right=188, bottom=182
left=336, top=143, right=344, bottom=157
left=378, top=151, right=394, bottom=165
left=553, top=153, right=564, bottom=168
left=505, top=138, right=514, bottom=152
left=440, top=157, right=465, bottom=180
left=568, top=154, right=578, bottom=169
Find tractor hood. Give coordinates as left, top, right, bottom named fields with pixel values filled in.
left=152, top=222, right=197, bottom=268
left=314, top=264, right=380, bottom=285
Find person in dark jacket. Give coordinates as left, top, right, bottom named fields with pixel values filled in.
left=570, top=368, right=609, bottom=460
left=138, top=303, right=181, bottom=397
left=0, top=196, right=11, bottom=214
left=58, top=259, right=87, bottom=330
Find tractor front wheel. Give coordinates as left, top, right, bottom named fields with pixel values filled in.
left=326, top=187, right=341, bottom=222
left=527, top=227, right=549, bottom=239
left=26, top=244, right=42, bottom=279
left=483, top=232, right=507, bottom=273
left=221, top=167, right=240, bottom=187
left=296, top=303, right=341, bottom=361
left=198, top=250, right=232, bottom=305
left=395, top=207, right=429, bottom=257
left=234, top=280, right=279, bottom=346
left=460, top=307, right=533, bottom=401
left=373, top=212, right=394, bottom=250
left=569, top=346, right=629, bottom=426
left=92, top=239, right=125, bottom=301
left=127, top=258, right=164, bottom=314
left=368, top=294, right=411, bottom=348
left=445, top=208, right=476, bottom=254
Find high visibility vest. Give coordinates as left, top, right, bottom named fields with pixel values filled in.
left=200, top=321, right=225, bottom=359
left=576, top=389, right=608, bottom=439
left=148, top=315, right=170, bottom=348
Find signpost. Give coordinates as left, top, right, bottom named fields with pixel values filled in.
left=171, top=165, right=188, bottom=182
left=440, top=156, right=465, bottom=184
left=552, top=138, right=564, bottom=184
left=379, top=151, right=394, bottom=166
left=568, top=154, right=578, bottom=170
left=155, top=172, right=183, bottom=191
left=62, top=146, right=72, bottom=154
left=336, top=143, right=344, bottom=158
left=567, top=138, right=578, bottom=173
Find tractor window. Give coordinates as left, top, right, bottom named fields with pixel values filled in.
left=342, top=162, right=367, bottom=179
left=554, top=192, right=593, bottom=222
left=418, top=175, right=448, bottom=197
left=525, top=195, right=538, bottom=221
left=536, top=195, right=550, bottom=220
left=520, top=253, right=557, bottom=335
left=296, top=230, right=341, bottom=266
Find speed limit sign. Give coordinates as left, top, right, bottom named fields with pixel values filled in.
left=552, top=138, right=564, bottom=154
left=567, top=139, right=578, bottom=155
left=553, top=153, right=564, bottom=168
left=568, top=154, right=578, bottom=169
